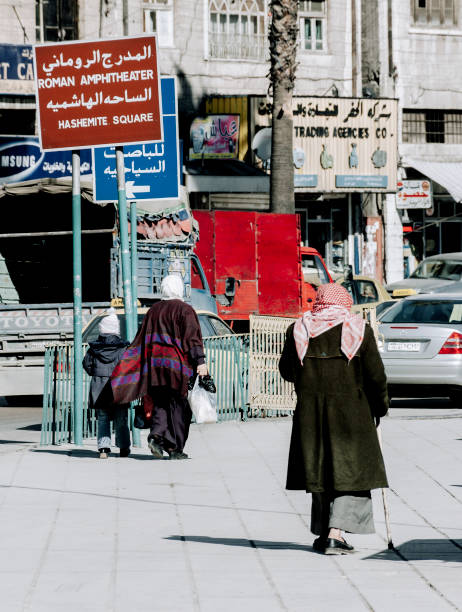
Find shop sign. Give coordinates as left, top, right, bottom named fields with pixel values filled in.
left=0, top=136, right=91, bottom=185
left=189, top=115, right=239, bottom=159
left=33, top=35, right=162, bottom=151
left=396, top=179, right=432, bottom=209
left=0, top=44, right=34, bottom=95
left=93, top=77, right=179, bottom=202
left=251, top=96, right=398, bottom=193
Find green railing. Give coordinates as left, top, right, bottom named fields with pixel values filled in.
left=203, top=334, right=249, bottom=421
left=41, top=334, right=250, bottom=444
left=41, top=343, right=96, bottom=445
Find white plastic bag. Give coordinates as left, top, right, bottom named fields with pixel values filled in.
left=189, top=376, right=217, bottom=424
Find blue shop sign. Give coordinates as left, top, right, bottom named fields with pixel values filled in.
left=0, top=44, right=34, bottom=94
left=335, top=175, right=388, bottom=189
left=0, top=136, right=92, bottom=184
left=294, top=174, right=318, bottom=188
left=92, top=77, right=180, bottom=202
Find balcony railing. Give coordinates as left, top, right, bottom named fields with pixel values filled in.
left=208, top=32, right=267, bottom=61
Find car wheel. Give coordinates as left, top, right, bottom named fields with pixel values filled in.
left=449, top=391, right=462, bottom=407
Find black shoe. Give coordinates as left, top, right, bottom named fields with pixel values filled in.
left=325, top=538, right=355, bottom=555
left=148, top=438, right=164, bottom=458
left=312, top=537, right=327, bottom=553
left=99, top=448, right=110, bottom=459
left=169, top=451, right=189, bottom=460
left=119, top=448, right=130, bottom=458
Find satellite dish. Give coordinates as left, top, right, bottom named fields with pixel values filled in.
left=251, top=127, right=272, bottom=161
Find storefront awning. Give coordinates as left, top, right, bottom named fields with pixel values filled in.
left=0, top=177, right=95, bottom=201
left=404, top=158, right=462, bottom=203
left=184, top=159, right=269, bottom=193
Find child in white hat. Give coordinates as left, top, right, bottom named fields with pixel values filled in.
left=83, top=308, right=131, bottom=458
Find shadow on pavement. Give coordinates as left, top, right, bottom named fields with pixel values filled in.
left=31, top=448, right=165, bottom=460
left=17, top=423, right=42, bottom=431
left=390, top=398, right=454, bottom=408
left=365, top=539, right=462, bottom=562
left=165, top=535, right=312, bottom=552
left=0, top=439, right=35, bottom=445
left=0, top=396, right=43, bottom=407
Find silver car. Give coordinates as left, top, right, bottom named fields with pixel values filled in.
left=378, top=294, right=462, bottom=404
left=385, top=252, right=462, bottom=298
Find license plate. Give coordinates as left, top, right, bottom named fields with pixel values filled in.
left=388, top=342, right=421, bottom=352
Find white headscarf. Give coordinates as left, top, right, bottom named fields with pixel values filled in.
left=98, top=307, right=120, bottom=335
left=161, top=274, right=184, bottom=300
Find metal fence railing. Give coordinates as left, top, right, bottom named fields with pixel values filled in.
left=41, top=334, right=250, bottom=444
left=41, top=343, right=95, bottom=445
left=203, top=334, right=249, bottom=421
left=248, top=314, right=296, bottom=418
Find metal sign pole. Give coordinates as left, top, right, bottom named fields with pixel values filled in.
left=115, top=146, right=135, bottom=341
left=116, top=147, right=139, bottom=447
left=130, top=200, right=141, bottom=447
left=72, top=150, right=83, bottom=445
left=130, top=201, right=138, bottom=331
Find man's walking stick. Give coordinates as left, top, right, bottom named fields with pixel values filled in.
left=365, top=307, right=395, bottom=550
left=377, top=425, right=394, bottom=550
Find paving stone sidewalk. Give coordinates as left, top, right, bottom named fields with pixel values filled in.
left=0, top=407, right=461, bottom=612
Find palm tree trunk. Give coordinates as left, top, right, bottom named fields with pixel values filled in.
left=269, top=0, right=298, bottom=214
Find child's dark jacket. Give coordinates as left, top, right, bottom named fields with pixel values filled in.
left=83, top=334, right=129, bottom=409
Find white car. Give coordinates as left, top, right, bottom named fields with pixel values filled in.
left=378, top=294, right=462, bottom=405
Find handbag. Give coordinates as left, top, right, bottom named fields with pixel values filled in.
left=188, top=375, right=217, bottom=424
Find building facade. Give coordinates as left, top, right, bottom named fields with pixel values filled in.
left=362, top=0, right=462, bottom=282
left=1, top=0, right=461, bottom=286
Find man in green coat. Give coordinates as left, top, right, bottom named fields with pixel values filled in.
left=279, top=283, right=389, bottom=555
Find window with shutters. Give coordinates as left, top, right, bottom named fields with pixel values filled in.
left=208, top=0, right=267, bottom=61
left=412, top=0, right=456, bottom=26
left=35, top=0, right=78, bottom=42
left=143, top=0, right=174, bottom=47
left=299, top=0, right=326, bottom=52
left=402, top=109, right=462, bottom=143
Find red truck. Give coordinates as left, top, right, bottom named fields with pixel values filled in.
left=193, top=210, right=332, bottom=329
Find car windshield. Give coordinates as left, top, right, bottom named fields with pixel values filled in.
left=301, top=254, right=329, bottom=285
left=410, top=259, right=462, bottom=281
left=380, top=300, right=462, bottom=324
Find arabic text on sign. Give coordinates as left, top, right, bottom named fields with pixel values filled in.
left=46, top=87, right=152, bottom=112
left=41, top=46, right=152, bottom=75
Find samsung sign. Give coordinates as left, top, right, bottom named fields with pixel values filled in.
left=0, top=44, right=35, bottom=95
left=0, top=137, right=92, bottom=184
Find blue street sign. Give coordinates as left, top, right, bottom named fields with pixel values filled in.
left=0, top=136, right=92, bottom=184
left=92, top=77, right=179, bottom=202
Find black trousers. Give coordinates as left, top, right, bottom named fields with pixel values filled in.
left=148, top=387, right=192, bottom=452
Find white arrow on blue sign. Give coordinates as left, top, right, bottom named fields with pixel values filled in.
left=92, top=76, right=179, bottom=203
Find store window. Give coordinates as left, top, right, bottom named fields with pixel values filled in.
left=412, top=0, right=456, bottom=26
left=35, top=0, right=78, bottom=42
left=143, top=0, right=174, bottom=47
left=402, top=109, right=462, bottom=144
left=208, top=0, right=267, bottom=60
left=299, top=0, right=326, bottom=51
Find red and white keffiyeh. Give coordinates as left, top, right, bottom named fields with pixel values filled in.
left=293, top=283, right=365, bottom=364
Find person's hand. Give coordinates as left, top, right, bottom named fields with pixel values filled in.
left=197, top=363, right=208, bottom=376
